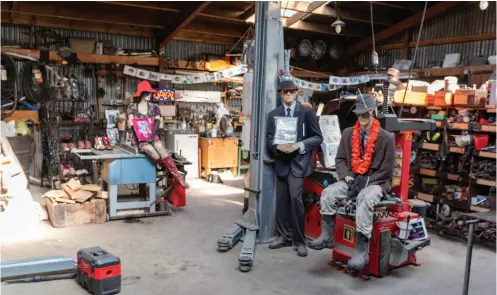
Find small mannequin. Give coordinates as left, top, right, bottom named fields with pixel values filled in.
left=127, top=80, right=188, bottom=189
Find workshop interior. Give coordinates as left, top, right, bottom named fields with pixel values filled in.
left=0, top=1, right=495, bottom=294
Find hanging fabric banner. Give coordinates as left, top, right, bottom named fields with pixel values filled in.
left=123, top=65, right=392, bottom=92
left=328, top=75, right=371, bottom=86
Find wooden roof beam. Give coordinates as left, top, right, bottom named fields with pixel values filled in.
left=1, top=8, right=163, bottom=29
left=287, top=20, right=366, bottom=39
left=347, top=1, right=460, bottom=56
left=375, top=33, right=497, bottom=51
left=1, top=12, right=156, bottom=37
left=98, top=1, right=246, bottom=23
left=182, top=22, right=246, bottom=38
left=372, top=2, right=420, bottom=12
left=285, top=1, right=327, bottom=27
left=157, top=1, right=211, bottom=47
left=312, top=5, right=392, bottom=26
left=282, top=1, right=391, bottom=26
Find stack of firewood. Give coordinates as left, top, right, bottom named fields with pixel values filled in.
left=43, top=178, right=108, bottom=205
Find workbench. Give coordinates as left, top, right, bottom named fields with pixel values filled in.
left=199, top=137, right=238, bottom=177
left=462, top=211, right=496, bottom=295
left=72, top=145, right=167, bottom=220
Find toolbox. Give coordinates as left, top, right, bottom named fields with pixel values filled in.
left=77, top=247, right=121, bottom=295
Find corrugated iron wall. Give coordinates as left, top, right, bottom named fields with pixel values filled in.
left=1, top=23, right=156, bottom=51
left=354, top=2, right=496, bottom=69
left=2, top=23, right=241, bottom=106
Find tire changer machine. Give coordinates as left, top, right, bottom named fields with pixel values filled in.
left=303, top=68, right=436, bottom=279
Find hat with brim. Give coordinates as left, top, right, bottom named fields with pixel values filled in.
left=134, top=80, right=157, bottom=97
left=353, top=93, right=377, bottom=114
left=278, top=80, right=297, bottom=91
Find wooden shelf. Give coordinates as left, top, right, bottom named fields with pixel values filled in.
left=476, top=179, right=497, bottom=187
left=1, top=110, right=39, bottom=124
left=2, top=47, right=159, bottom=66
left=450, top=147, right=465, bottom=154
left=477, top=151, right=497, bottom=159
left=419, top=168, right=437, bottom=177
left=470, top=205, right=490, bottom=213
left=414, top=65, right=495, bottom=77
left=418, top=193, right=435, bottom=202
left=447, top=173, right=461, bottom=181
left=348, top=65, right=495, bottom=78
left=421, top=143, right=440, bottom=151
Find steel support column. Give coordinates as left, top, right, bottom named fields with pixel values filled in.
left=217, top=1, right=282, bottom=273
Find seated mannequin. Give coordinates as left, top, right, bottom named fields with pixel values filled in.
left=127, top=80, right=188, bottom=189
left=308, top=94, right=395, bottom=271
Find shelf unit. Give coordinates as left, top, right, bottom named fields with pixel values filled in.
left=411, top=102, right=496, bottom=219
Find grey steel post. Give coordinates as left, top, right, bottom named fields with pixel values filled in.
left=462, top=221, right=476, bottom=295
left=250, top=0, right=281, bottom=244
left=216, top=1, right=281, bottom=272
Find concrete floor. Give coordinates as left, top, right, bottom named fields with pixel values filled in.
left=1, top=179, right=496, bottom=295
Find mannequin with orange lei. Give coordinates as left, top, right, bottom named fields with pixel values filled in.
left=308, top=94, right=395, bottom=272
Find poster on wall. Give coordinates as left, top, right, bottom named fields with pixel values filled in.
left=319, top=115, right=341, bottom=167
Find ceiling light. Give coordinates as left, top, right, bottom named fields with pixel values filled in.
left=479, top=1, right=488, bottom=10
left=330, top=1, right=345, bottom=34
left=331, top=19, right=345, bottom=34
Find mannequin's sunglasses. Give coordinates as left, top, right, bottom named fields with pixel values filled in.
left=281, top=89, right=296, bottom=95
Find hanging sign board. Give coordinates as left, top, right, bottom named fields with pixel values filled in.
left=153, top=88, right=175, bottom=102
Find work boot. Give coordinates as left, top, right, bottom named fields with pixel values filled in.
left=347, top=232, right=370, bottom=271
left=268, top=236, right=291, bottom=249
left=308, top=215, right=336, bottom=250
left=296, top=244, right=308, bottom=257
left=158, top=157, right=189, bottom=189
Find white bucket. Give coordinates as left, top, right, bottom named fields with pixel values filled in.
left=396, top=221, right=413, bottom=240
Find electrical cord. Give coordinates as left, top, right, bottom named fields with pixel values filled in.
left=1, top=53, right=18, bottom=115
left=398, top=1, right=428, bottom=118
left=20, top=60, right=48, bottom=103
left=370, top=2, right=380, bottom=78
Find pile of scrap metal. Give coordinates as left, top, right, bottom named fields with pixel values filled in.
left=429, top=204, right=496, bottom=248
left=471, top=158, right=496, bottom=181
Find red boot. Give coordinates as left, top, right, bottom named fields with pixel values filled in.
left=158, top=156, right=189, bottom=189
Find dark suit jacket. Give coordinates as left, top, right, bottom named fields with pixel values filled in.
left=335, top=126, right=395, bottom=194
left=266, top=103, right=324, bottom=178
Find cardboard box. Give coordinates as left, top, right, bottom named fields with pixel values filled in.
left=394, top=91, right=433, bottom=106
left=45, top=198, right=106, bottom=228
left=433, top=91, right=453, bottom=106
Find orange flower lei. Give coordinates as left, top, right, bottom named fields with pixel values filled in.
left=351, top=119, right=380, bottom=175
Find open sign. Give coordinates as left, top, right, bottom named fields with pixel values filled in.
left=153, top=88, right=175, bottom=102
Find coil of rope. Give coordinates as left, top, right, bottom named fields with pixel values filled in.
left=1, top=53, right=18, bottom=115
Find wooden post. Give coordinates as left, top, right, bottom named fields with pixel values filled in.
left=402, top=31, right=409, bottom=59
left=159, top=45, right=166, bottom=89
left=97, top=75, right=103, bottom=121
